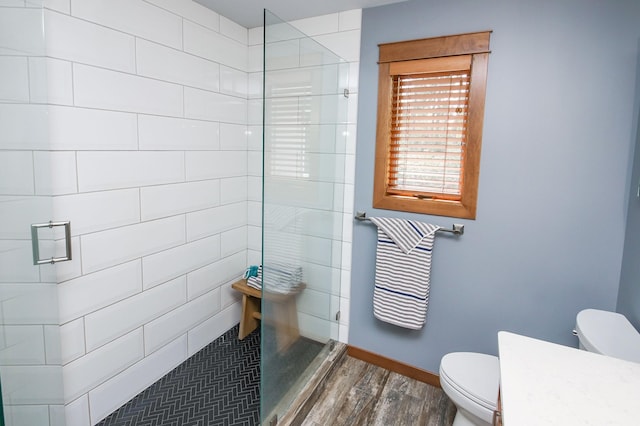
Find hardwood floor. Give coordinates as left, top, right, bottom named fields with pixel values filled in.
left=300, top=355, right=456, bottom=426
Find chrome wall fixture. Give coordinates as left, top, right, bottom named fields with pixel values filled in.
left=31, top=221, right=72, bottom=265
left=354, top=211, right=464, bottom=235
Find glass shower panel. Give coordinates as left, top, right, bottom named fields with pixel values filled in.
left=0, top=4, right=66, bottom=426
left=262, top=9, right=348, bottom=424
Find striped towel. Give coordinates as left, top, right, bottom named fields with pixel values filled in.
left=246, top=263, right=303, bottom=294
left=369, top=217, right=440, bottom=330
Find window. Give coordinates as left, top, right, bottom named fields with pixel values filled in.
left=373, top=31, right=491, bottom=219
left=267, top=78, right=313, bottom=180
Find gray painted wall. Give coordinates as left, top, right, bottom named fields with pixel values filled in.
left=350, top=0, right=640, bottom=373
left=617, top=50, right=640, bottom=329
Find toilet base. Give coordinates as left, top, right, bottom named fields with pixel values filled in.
left=452, top=407, right=491, bottom=426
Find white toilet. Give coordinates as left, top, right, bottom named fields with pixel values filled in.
left=439, top=352, right=500, bottom=426
left=574, top=308, right=640, bottom=362
left=439, top=309, right=640, bottom=426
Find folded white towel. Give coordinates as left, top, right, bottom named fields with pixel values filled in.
left=369, top=217, right=439, bottom=330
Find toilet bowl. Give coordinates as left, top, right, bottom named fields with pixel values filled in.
left=439, top=309, right=640, bottom=426
left=439, top=352, right=499, bottom=426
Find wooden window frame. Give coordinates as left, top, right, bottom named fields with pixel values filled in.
left=373, top=31, right=491, bottom=219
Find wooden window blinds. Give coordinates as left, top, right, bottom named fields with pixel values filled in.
left=373, top=32, right=491, bottom=219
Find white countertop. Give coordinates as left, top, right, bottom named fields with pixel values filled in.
left=498, top=331, right=640, bottom=425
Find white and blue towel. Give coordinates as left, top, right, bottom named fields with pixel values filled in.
left=369, top=217, right=440, bottom=330
left=246, top=263, right=303, bottom=294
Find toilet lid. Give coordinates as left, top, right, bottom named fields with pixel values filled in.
left=440, top=352, right=500, bottom=409
left=575, top=309, right=640, bottom=363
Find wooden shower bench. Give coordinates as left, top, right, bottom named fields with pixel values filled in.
left=231, top=278, right=305, bottom=352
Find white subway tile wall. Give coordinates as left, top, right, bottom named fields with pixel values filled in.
left=71, top=0, right=184, bottom=50
left=141, top=237, right=221, bottom=289
left=87, top=334, right=188, bottom=425
left=186, top=251, right=246, bottom=300
left=38, top=1, right=251, bottom=424
left=0, top=56, right=29, bottom=102
left=63, top=395, right=91, bottom=426
left=186, top=202, right=247, bottom=241
left=183, top=21, right=247, bottom=71
left=0, top=326, right=47, bottom=365
left=0, top=4, right=61, bottom=425
left=144, top=0, right=220, bottom=32
left=140, top=180, right=221, bottom=221
left=0, top=104, right=50, bottom=150
left=48, top=106, right=139, bottom=151
left=53, top=190, right=141, bottom=237
left=0, top=365, right=65, bottom=405
left=1, top=252, right=47, bottom=288
left=59, top=319, right=86, bottom=365
left=34, top=151, right=78, bottom=196
left=76, top=151, right=185, bottom=192
left=137, top=115, right=221, bottom=151
left=57, top=260, right=143, bottom=324
left=187, top=303, right=242, bottom=356
left=72, top=64, right=185, bottom=116
left=143, top=290, right=221, bottom=355
left=83, top=277, right=186, bottom=351
left=0, top=151, right=35, bottom=194
left=44, top=10, right=137, bottom=73
left=62, top=329, right=144, bottom=403
left=0, top=8, right=46, bottom=57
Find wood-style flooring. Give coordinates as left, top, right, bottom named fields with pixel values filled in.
left=300, top=355, right=456, bottom=426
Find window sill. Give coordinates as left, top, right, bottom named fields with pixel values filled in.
left=373, top=194, right=476, bottom=219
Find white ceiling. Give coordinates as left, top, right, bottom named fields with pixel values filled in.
left=194, top=0, right=410, bottom=29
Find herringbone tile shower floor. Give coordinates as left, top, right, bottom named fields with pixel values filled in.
left=97, top=325, right=260, bottom=426
left=94, top=324, right=453, bottom=425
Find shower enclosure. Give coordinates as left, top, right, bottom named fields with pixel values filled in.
left=0, top=3, right=350, bottom=424
left=261, top=10, right=349, bottom=424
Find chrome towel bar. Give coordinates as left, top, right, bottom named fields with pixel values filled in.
left=354, top=211, right=464, bottom=236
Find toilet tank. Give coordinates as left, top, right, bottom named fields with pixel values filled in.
left=575, top=309, right=640, bottom=363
